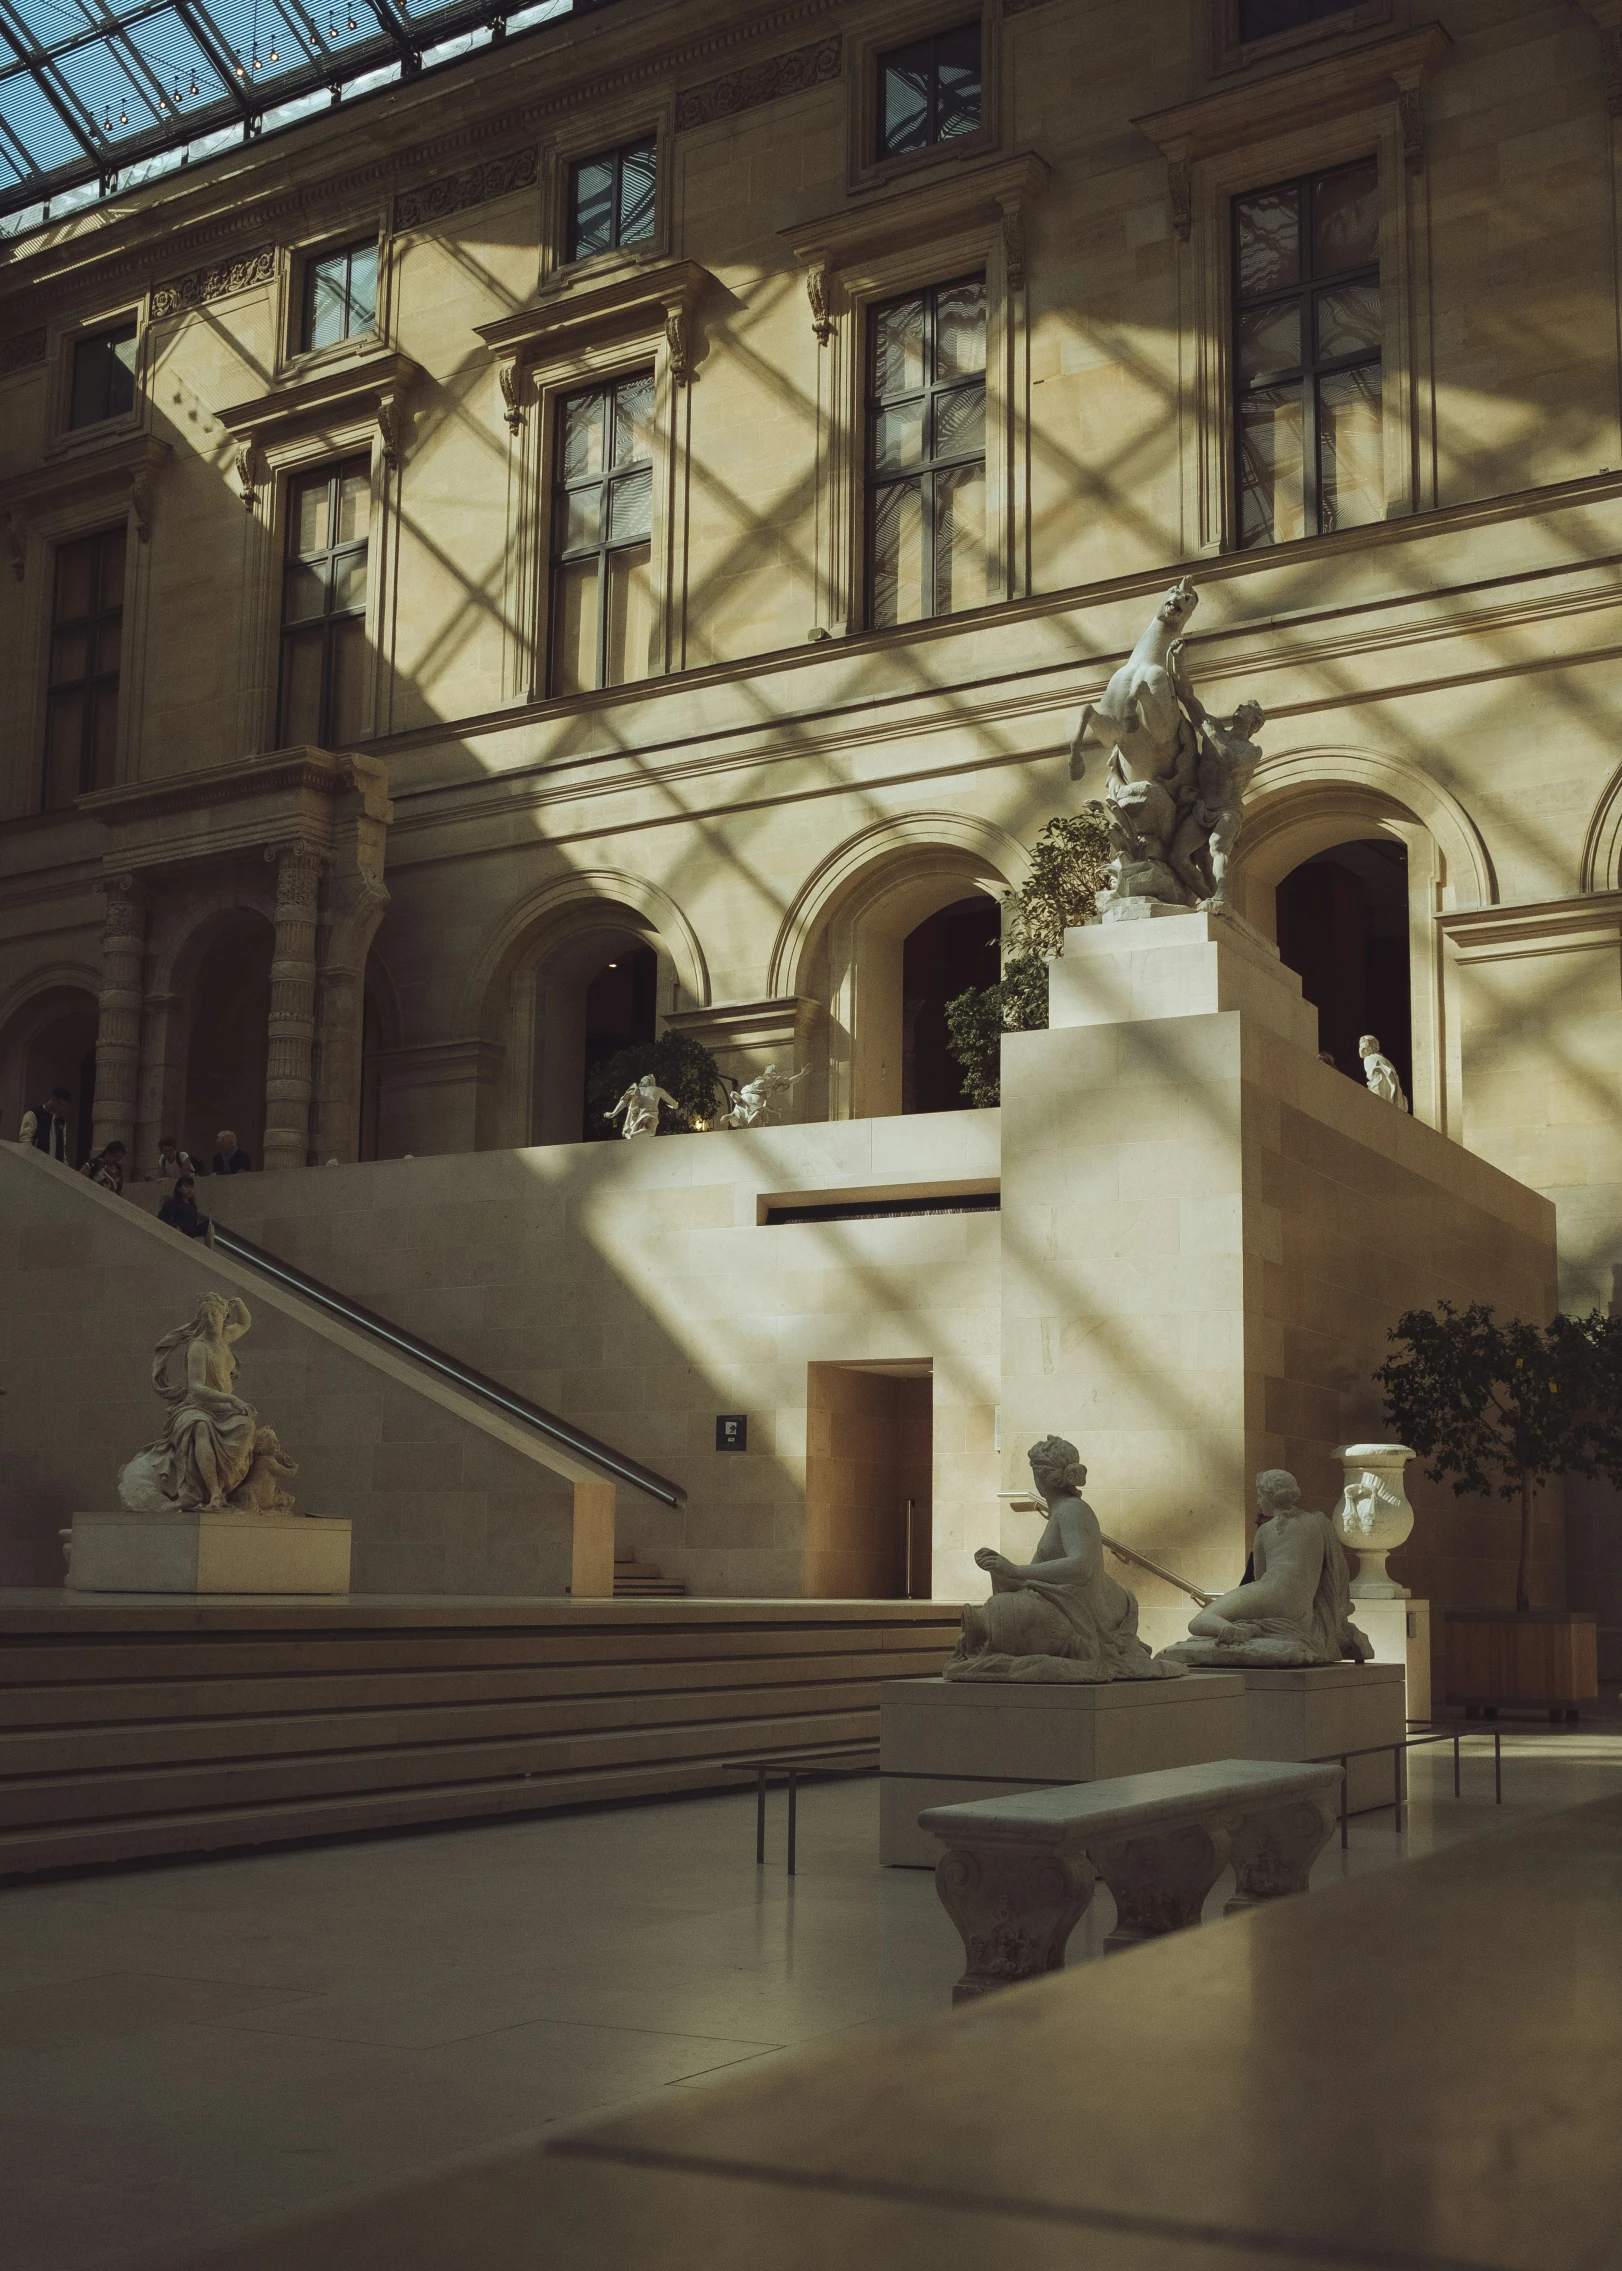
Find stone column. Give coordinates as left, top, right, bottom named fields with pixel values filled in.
left=263, top=844, right=323, bottom=1172
left=92, top=873, right=146, bottom=1160
left=311, top=876, right=389, bottom=1165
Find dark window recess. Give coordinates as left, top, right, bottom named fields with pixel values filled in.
left=868, top=275, right=987, bottom=628
left=568, top=138, right=657, bottom=262
left=1233, top=155, right=1382, bottom=549
left=302, top=240, right=377, bottom=352
left=43, top=526, right=125, bottom=808
left=278, top=458, right=370, bottom=748
left=1238, top=0, right=1357, bottom=36
left=878, top=23, right=981, bottom=158
left=902, top=895, right=1001, bottom=1114
left=69, top=323, right=137, bottom=429
left=765, top=1193, right=1000, bottom=1225
left=551, top=371, right=655, bottom=695
left=1275, top=837, right=1411, bottom=1104
left=582, top=945, right=658, bottom=1141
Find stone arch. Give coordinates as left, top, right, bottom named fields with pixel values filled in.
left=464, top=869, right=712, bottom=1149
left=1580, top=762, right=1622, bottom=894
left=139, top=879, right=280, bottom=1176
left=0, top=964, right=102, bottom=1166
left=1233, top=745, right=1495, bottom=1134
left=769, top=813, right=1030, bottom=1121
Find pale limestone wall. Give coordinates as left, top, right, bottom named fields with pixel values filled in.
left=198, top=1112, right=1002, bottom=1601
left=0, top=1146, right=575, bottom=1595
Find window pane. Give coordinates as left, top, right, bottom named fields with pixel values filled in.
left=880, top=41, right=931, bottom=156
left=873, top=397, right=925, bottom=473
left=934, top=278, right=987, bottom=379
left=279, top=626, right=325, bottom=743
left=604, top=542, right=653, bottom=687
left=332, top=547, right=368, bottom=615
left=1235, top=184, right=1300, bottom=300
left=99, top=527, right=126, bottom=610
left=88, top=683, right=119, bottom=790
left=873, top=296, right=926, bottom=398
left=571, top=155, right=616, bottom=259
left=1314, top=158, right=1379, bottom=276
left=292, top=476, right=330, bottom=558
left=1238, top=383, right=1305, bottom=549
left=328, top=615, right=367, bottom=744
left=613, top=375, right=654, bottom=466
left=347, top=242, right=378, bottom=333
left=336, top=468, right=370, bottom=546
left=106, top=326, right=137, bottom=418
left=934, top=460, right=985, bottom=616
left=50, top=628, right=90, bottom=684
left=935, top=23, right=981, bottom=141
left=1237, top=299, right=1302, bottom=385
left=1240, top=0, right=1352, bottom=33
left=608, top=464, right=652, bottom=545
left=283, top=560, right=328, bottom=623
left=91, top=611, right=123, bottom=676
left=618, top=142, right=657, bottom=246
left=1315, top=280, right=1381, bottom=363
left=307, top=255, right=348, bottom=350
left=556, top=484, right=601, bottom=555
left=553, top=560, right=601, bottom=695
left=53, top=537, right=96, bottom=621
left=44, top=693, right=85, bottom=807
left=933, top=382, right=984, bottom=461
left=871, top=478, right=926, bottom=628
left=1319, top=365, right=1383, bottom=531
left=562, top=391, right=606, bottom=481
left=69, top=337, right=106, bottom=428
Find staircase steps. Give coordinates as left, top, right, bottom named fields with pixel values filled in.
left=613, top=1549, right=686, bottom=1600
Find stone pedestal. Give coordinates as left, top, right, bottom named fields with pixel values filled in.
left=65, top=1510, right=352, bottom=1595
left=879, top=1672, right=1246, bottom=1867
left=1355, top=1598, right=1431, bottom=1722
left=1228, top=1660, right=1407, bottom=1814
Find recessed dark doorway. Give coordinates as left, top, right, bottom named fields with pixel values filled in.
left=901, top=894, right=1000, bottom=1114
left=805, top=1361, right=933, bottom=1598
left=582, top=943, right=657, bottom=1139
left=184, top=910, right=273, bottom=1168
left=1275, top=838, right=1411, bottom=1100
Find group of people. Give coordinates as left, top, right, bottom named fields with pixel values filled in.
left=19, top=1089, right=255, bottom=1239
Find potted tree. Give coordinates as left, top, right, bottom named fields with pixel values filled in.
left=1376, top=1302, right=1622, bottom=1718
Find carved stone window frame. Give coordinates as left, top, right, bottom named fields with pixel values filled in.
left=275, top=200, right=393, bottom=382
left=45, top=303, right=147, bottom=462
left=540, top=93, right=675, bottom=297
left=218, top=348, right=419, bottom=752
left=1135, top=25, right=1448, bottom=556
left=846, top=0, right=1003, bottom=195
left=477, top=260, right=709, bottom=701
left=783, top=150, right=1046, bottom=639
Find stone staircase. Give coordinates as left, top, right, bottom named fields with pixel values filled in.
left=0, top=1594, right=960, bottom=1875
left=613, top=1547, right=686, bottom=1599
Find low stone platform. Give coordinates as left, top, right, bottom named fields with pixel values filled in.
left=1227, top=1659, right=1407, bottom=1813
left=879, top=1673, right=1247, bottom=1866
left=66, top=1510, right=353, bottom=1596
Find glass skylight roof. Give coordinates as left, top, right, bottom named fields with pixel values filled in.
left=0, top=0, right=586, bottom=228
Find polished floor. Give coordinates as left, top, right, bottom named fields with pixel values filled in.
left=4, top=1723, right=1621, bottom=2271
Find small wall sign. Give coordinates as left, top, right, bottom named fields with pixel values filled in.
left=715, top=1414, right=748, bottom=1452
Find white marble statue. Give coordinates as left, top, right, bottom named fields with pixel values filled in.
left=1358, top=1034, right=1409, bottom=1111
left=1159, top=1470, right=1372, bottom=1669
left=1070, top=578, right=1267, bottom=920
left=718, top=1063, right=807, bottom=1128
left=118, top=1295, right=297, bottom=1515
left=945, top=1436, right=1187, bottom=1684
left=606, top=1073, right=680, bottom=1139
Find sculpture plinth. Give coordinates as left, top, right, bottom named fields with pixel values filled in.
left=65, top=1508, right=351, bottom=1594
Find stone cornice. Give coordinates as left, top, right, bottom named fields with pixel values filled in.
left=81, top=748, right=394, bottom=855
left=1439, top=897, right=1622, bottom=964
left=476, top=258, right=712, bottom=373
left=217, top=348, right=421, bottom=441
left=1133, top=23, right=1452, bottom=161
left=782, top=151, right=1050, bottom=273
left=1, top=433, right=171, bottom=564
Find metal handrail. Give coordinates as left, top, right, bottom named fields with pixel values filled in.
left=206, top=1218, right=684, bottom=1508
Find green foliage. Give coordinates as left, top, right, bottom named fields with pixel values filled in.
left=944, top=808, right=1113, bottom=1109
left=585, top=1031, right=725, bottom=1137
left=1376, top=1301, right=1622, bottom=1611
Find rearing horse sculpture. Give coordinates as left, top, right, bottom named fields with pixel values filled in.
left=1068, top=577, right=1200, bottom=795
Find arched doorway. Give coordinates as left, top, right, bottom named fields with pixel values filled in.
left=581, top=943, right=658, bottom=1139
left=0, top=984, right=99, bottom=1166
left=901, top=895, right=1001, bottom=1113
left=1275, top=839, right=1412, bottom=1099
left=182, top=909, right=274, bottom=1169
left=528, top=913, right=668, bottom=1146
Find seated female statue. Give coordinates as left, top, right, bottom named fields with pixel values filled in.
left=1161, top=1469, right=1371, bottom=1668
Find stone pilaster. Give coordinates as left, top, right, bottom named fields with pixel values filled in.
left=311, top=876, right=389, bottom=1165
left=263, top=844, right=323, bottom=1172
left=92, top=874, right=147, bottom=1159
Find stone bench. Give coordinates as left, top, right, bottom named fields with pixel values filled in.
left=919, top=1757, right=1343, bottom=2003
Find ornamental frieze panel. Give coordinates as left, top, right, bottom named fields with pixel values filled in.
left=675, top=33, right=841, bottom=131
left=151, top=246, right=278, bottom=320
left=0, top=326, right=48, bottom=376
left=394, top=145, right=539, bottom=232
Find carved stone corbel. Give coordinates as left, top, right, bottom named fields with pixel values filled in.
left=1394, top=77, right=1426, bottom=175
left=664, top=304, right=692, bottom=385
left=235, top=439, right=262, bottom=515
left=376, top=392, right=404, bottom=471
left=1167, top=155, right=1193, bottom=244
left=498, top=358, right=525, bottom=432
left=806, top=262, right=833, bottom=345
left=999, top=198, right=1028, bottom=291
left=130, top=469, right=153, bottom=545
left=3, top=507, right=23, bottom=581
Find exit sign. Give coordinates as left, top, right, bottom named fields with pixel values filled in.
left=715, top=1414, right=747, bottom=1452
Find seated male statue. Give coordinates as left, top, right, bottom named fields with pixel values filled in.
left=946, top=1435, right=1185, bottom=1684
left=1160, top=1469, right=1372, bottom=1669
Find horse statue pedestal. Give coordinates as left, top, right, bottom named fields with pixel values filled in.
left=64, top=1509, right=352, bottom=1595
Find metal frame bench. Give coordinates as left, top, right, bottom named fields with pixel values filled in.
left=722, top=1742, right=879, bottom=1874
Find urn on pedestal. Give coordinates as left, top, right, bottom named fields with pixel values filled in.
left=1332, top=1444, right=1415, bottom=1598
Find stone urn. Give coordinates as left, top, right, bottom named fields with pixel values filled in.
left=1332, top=1444, right=1416, bottom=1598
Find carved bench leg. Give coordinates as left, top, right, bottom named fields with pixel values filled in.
left=1088, top=1821, right=1232, bottom=1951
left=934, top=1842, right=1096, bottom=2004
left=1224, top=1795, right=1338, bottom=1914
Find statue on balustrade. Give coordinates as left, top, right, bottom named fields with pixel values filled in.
left=1159, top=1469, right=1372, bottom=1669
left=118, top=1294, right=301, bottom=1516
left=946, top=1435, right=1187, bottom=1684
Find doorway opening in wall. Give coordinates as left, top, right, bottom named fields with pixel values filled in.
left=183, top=910, right=274, bottom=1171
left=1274, top=838, right=1411, bottom=1103
left=901, top=896, right=1000, bottom=1113
left=805, top=1360, right=932, bottom=1599
left=0, top=989, right=99, bottom=1167
left=581, top=943, right=657, bottom=1140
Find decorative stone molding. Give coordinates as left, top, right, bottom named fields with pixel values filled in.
left=84, top=746, right=393, bottom=866
left=783, top=150, right=1049, bottom=276
left=0, top=325, right=47, bottom=375
left=393, top=145, right=538, bottom=233
left=129, top=468, right=154, bottom=545
left=476, top=258, right=713, bottom=380
left=264, top=842, right=325, bottom=1173
left=0, top=433, right=172, bottom=580
left=1578, top=1, right=1622, bottom=119
left=674, top=31, right=841, bottom=130
left=663, top=305, right=692, bottom=386
left=218, top=348, right=422, bottom=466
left=4, top=508, right=23, bottom=581
left=235, top=439, right=263, bottom=515
left=1439, top=896, right=1622, bottom=967
left=150, top=246, right=277, bottom=320
left=498, top=359, right=526, bottom=433
left=805, top=262, right=833, bottom=345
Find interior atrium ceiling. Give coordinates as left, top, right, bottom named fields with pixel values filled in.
left=0, top=0, right=608, bottom=230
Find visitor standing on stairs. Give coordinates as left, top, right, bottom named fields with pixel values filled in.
left=211, top=1129, right=254, bottom=1175
left=158, top=1175, right=210, bottom=1241
left=19, top=1087, right=72, bottom=1162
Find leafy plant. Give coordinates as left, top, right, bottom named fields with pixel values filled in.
left=585, top=1032, right=725, bottom=1137
left=1376, top=1301, right=1622, bottom=1612
left=944, top=808, right=1113, bottom=1108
